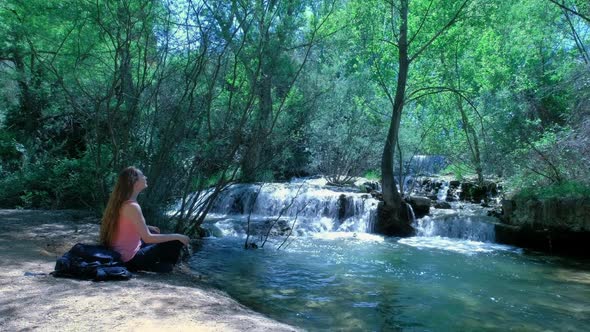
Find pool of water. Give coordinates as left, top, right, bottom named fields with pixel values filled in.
left=188, top=232, right=590, bottom=331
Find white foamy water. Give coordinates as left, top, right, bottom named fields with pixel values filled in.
left=201, top=179, right=379, bottom=235
left=399, top=236, right=522, bottom=255
left=312, top=231, right=385, bottom=242
left=175, top=178, right=511, bottom=256
left=413, top=213, right=498, bottom=242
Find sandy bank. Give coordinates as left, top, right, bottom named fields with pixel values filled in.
left=0, top=210, right=298, bottom=332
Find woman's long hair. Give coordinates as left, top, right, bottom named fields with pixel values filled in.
left=99, top=167, right=141, bottom=246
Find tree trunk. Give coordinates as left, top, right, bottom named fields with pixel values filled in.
left=241, top=70, right=272, bottom=182
left=453, top=47, right=483, bottom=185
left=241, top=4, right=274, bottom=182
left=376, top=0, right=413, bottom=237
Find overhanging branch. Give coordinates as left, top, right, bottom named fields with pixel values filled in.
left=547, top=0, right=590, bottom=23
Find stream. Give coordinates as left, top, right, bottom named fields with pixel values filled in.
left=184, top=179, right=590, bottom=331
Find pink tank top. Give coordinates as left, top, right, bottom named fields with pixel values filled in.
left=111, top=201, right=142, bottom=262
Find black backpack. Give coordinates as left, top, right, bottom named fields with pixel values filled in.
left=53, top=243, right=132, bottom=281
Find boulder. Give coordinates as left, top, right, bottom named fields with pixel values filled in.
left=434, top=202, right=452, bottom=209
left=337, top=194, right=355, bottom=221
left=407, top=196, right=431, bottom=218
left=460, top=182, right=487, bottom=202
left=360, top=181, right=381, bottom=193
left=449, top=180, right=461, bottom=188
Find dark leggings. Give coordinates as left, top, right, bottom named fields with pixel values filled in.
left=126, top=240, right=184, bottom=273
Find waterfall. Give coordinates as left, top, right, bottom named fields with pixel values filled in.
left=408, top=155, right=447, bottom=175
left=437, top=181, right=449, bottom=201
left=406, top=203, right=416, bottom=224
left=413, top=213, right=497, bottom=242
left=175, top=177, right=500, bottom=243
left=204, top=179, right=380, bottom=237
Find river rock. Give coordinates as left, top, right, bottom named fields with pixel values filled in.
left=360, top=181, right=381, bottom=193
left=370, top=190, right=382, bottom=200
left=459, top=182, right=485, bottom=202
left=486, top=207, right=502, bottom=219
left=459, top=181, right=498, bottom=203
left=449, top=180, right=461, bottom=188
left=337, top=194, right=355, bottom=221
left=407, top=196, right=431, bottom=218
left=434, top=202, right=452, bottom=209
left=445, top=188, right=458, bottom=202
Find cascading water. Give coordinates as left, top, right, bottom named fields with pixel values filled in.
left=194, top=177, right=501, bottom=244
left=203, top=179, right=380, bottom=238
left=413, top=213, right=497, bottom=242
left=397, top=204, right=510, bottom=255
left=437, top=180, right=449, bottom=201
left=407, top=155, right=447, bottom=175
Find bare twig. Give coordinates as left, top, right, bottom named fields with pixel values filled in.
left=260, top=183, right=305, bottom=248
left=245, top=184, right=264, bottom=249
left=276, top=202, right=308, bottom=250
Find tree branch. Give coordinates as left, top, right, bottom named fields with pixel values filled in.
left=409, top=0, right=469, bottom=63
left=408, top=0, right=434, bottom=46
left=547, top=0, right=590, bottom=23
left=406, top=85, right=486, bottom=138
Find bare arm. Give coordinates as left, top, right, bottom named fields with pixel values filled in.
left=122, top=203, right=189, bottom=245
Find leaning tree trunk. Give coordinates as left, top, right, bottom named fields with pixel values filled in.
left=453, top=47, right=483, bottom=185
left=375, top=0, right=414, bottom=237
left=457, top=97, right=483, bottom=184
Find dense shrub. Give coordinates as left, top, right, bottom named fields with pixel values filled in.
left=0, top=154, right=99, bottom=210
left=513, top=181, right=590, bottom=200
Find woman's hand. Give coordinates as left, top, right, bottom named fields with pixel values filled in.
left=176, top=234, right=190, bottom=246
left=148, top=225, right=160, bottom=234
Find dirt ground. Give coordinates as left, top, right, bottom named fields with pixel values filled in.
left=0, top=209, right=298, bottom=332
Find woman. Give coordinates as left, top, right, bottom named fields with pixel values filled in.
left=99, top=166, right=189, bottom=272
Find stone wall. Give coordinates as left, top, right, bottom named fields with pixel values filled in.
left=502, top=198, right=590, bottom=232
left=497, top=198, right=590, bottom=256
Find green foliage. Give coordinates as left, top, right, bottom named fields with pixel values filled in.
left=0, top=153, right=100, bottom=209
left=513, top=181, right=590, bottom=200
left=0, top=130, right=23, bottom=173
left=0, top=0, right=589, bottom=220
left=440, top=163, right=473, bottom=181
left=363, top=170, right=381, bottom=181
left=305, top=55, right=385, bottom=182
